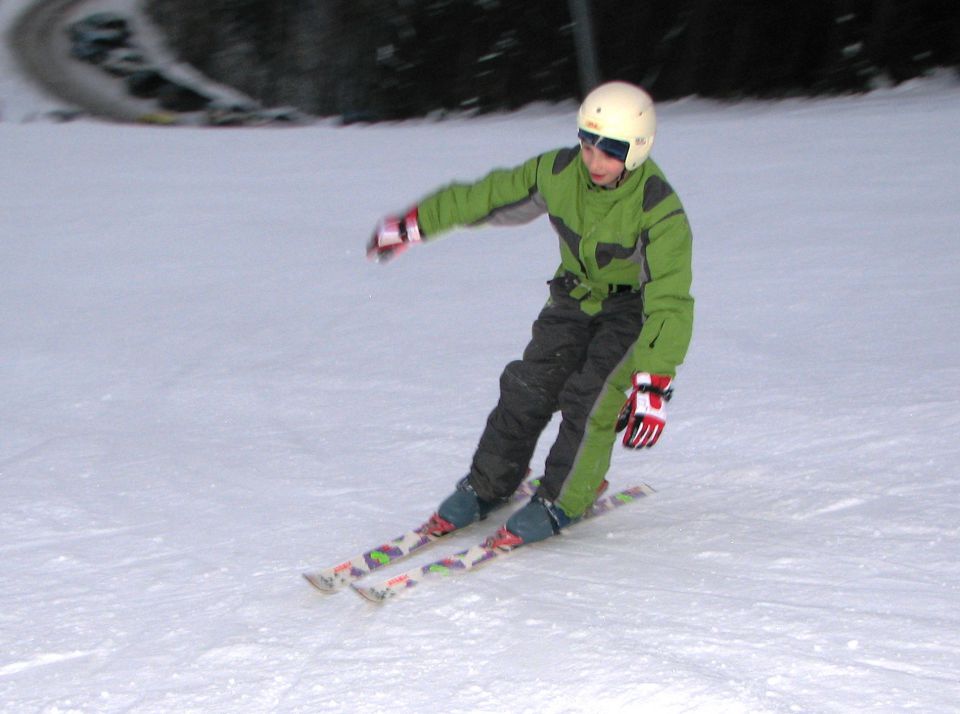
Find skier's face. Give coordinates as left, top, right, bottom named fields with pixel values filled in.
left=580, top=141, right=626, bottom=187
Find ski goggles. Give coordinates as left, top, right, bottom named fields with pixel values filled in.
left=577, top=129, right=630, bottom=162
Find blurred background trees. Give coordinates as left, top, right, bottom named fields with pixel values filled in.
left=147, top=0, right=960, bottom=119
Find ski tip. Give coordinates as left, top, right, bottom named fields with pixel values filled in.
left=302, top=572, right=341, bottom=594
left=350, top=583, right=390, bottom=604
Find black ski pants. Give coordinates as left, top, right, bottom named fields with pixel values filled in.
left=467, top=275, right=646, bottom=516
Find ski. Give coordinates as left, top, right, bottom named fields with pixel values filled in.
left=351, top=483, right=654, bottom=603
left=302, top=476, right=541, bottom=592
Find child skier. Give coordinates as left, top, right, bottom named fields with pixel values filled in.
left=367, top=81, right=694, bottom=548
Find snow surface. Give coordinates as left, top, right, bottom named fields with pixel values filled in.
left=3, top=8, right=960, bottom=712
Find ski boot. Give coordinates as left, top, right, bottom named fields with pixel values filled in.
left=424, top=476, right=508, bottom=537
left=486, top=479, right=609, bottom=550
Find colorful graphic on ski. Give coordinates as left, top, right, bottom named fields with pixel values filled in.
left=303, top=477, right=541, bottom=592
left=352, top=484, right=654, bottom=603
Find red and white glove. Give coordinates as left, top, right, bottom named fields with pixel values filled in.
left=617, top=372, right=673, bottom=449
left=366, top=207, right=423, bottom=263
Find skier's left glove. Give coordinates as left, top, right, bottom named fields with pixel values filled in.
left=366, top=207, right=423, bottom=263
left=617, top=372, right=673, bottom=449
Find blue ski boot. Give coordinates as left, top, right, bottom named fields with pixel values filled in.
left=487, top=496, right=574, bottom=549
left=426, top=476, right=508, bottom=537
left=486, top=479, right=608, bottom=550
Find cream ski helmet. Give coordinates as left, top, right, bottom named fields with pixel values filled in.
left=577, top=81, right=656, bottom=171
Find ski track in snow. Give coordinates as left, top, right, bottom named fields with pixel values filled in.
left=3, top=6, right=960, bottom=711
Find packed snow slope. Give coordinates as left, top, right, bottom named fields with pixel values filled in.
left=2, top=80, right=960, bottom=712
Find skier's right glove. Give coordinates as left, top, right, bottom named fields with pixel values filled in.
left=366, top=207, right=423, bottom=263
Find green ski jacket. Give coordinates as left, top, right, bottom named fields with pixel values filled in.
left=416, top=146, right=694, bottom=377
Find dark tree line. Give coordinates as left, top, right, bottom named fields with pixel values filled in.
left=146, top=0, right=960, bottom=119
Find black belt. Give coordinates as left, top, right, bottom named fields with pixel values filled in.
left=555, top=272, right=637, bottom=297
